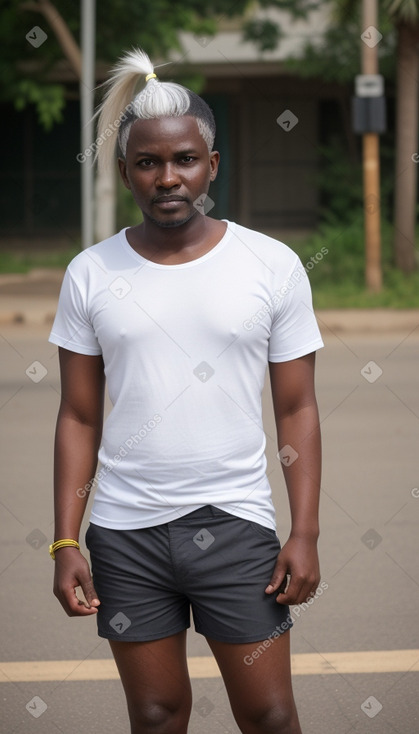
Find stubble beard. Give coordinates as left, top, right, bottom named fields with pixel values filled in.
left=146, top=208, right=198, bottom=229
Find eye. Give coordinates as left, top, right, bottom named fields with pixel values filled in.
left=179, top=156, right=196, bottom=164
left=137, top=159, right=155, bottom=167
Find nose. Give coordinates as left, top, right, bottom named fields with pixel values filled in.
left=155, top=163, right=180, bottom=189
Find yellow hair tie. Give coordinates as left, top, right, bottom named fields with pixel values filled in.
left=145, top=72, right=157, bottom=82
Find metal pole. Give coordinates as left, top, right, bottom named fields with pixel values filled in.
left=80, top=0, right=96, bottom=249
left=362, top=0, right=382, bottom=292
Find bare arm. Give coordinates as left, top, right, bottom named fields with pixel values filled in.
left=265, top=352, right=321, bottom=605
left=52, top=347, right=105, bottom=616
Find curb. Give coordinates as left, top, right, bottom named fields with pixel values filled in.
left=0, top=301, right=418, bottom=334
left=316, top=309, right=419, bottom=336
left=1, top=271, right=419, bottom=333
left=0, top=298, right=57, bottom=326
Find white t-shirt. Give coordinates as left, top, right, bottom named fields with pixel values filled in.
left=49, top=220, right=323, bottom=531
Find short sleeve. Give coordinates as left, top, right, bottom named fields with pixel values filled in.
left=48, top=267, right=102, bottom=355
left=268, top=258, right=324, bottom=362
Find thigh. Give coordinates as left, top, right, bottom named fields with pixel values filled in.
left=206, top=630, right=300, bottom=733
left=110, top=630, right=192, bottom=725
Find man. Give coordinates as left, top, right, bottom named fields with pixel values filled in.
left=49, top=48, right=324, bottom=734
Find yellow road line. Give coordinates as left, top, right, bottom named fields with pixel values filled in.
left=0, top=650, right=418, bottom=683
left=291, top=650, right=419, bottom=675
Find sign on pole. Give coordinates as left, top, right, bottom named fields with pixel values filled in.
left=355, top=74, right=384, bottom=98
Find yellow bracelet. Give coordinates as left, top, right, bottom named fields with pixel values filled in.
left=145, top=72, right=157, bottom=82
left=49, top=539, right=80, bottom=560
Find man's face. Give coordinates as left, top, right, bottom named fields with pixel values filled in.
left=118, top=116, right=219, bottom=228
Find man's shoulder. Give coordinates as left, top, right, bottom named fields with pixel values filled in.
left=229, top=221, right=299, bottom=268
left=66, top=230, right=125, bottom=278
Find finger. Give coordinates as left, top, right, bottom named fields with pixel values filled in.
left=75, top=587, right=93, bottom=609
left=292, top=583, right=320, bottom=606
left=265, top=565, right=288, bottom=594
left=78, top=575, right=100, bottom=609
left=276, top=575, right=305, bottom=605
left=279, top=576, right=320, bottom=605
left=55, top=583, right=99, bottom=616
left=61, top=589, right=99, bottom=616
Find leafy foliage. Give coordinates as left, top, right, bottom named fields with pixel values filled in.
left=1, top=0, right=322, bottom=129
left=289, top=218, right=419, bottom=307
left=243, top=19, right=283, bottom=51
left=316, top=140, right=363, bottom=225
left=315, top=137, right=395, bottom=226
left=384, top=0, right=419, bottom=24
left=0, top=2, right=69, bottom=128
left=285, top=8, right=396, bottom=83
left=14, top=79, right=64, bottom=129
left=257, top=0, right=321, bottom=16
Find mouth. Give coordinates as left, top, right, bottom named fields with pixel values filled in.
left=153, top=195, right=188, bottom=209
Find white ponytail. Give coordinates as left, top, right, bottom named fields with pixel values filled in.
left=95, top=48, right=200, bottom=173
left=94, top=48, right=216, bottom=172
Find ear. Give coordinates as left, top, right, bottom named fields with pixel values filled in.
left=209, top=150, right=220, bottom=182
left=118, top=158, right=131, bottom=190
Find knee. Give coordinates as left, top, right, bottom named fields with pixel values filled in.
left=242, top=701, right=299, bottom=734
left=128, top=699, right=191, bottom=733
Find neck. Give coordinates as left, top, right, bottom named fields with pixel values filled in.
left=126, top=213, right=226, bottom=265
left=140, top=210, right=210, bottom=250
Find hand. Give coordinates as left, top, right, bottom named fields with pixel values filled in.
left=265, top=535, right=320, bottom=606
left=53, top=547, right=100, bottom=617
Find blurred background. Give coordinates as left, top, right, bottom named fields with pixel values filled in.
left=1, top=4, right=419, bottom=733
left=0, top=0, right=418, bottom=307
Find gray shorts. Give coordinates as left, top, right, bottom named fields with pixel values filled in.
left=85, top=505, right=292, bottom=644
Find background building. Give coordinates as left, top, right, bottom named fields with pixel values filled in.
left=0, top=4, right=365, bottom=245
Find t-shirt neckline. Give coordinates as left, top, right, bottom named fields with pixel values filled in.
left=119, top=219, right=234, bottom=270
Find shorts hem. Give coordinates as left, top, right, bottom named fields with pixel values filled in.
left=97, top=623, right=190, bottom=643
left=194, top=622, right=293, bottom=644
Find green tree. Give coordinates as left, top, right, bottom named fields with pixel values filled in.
left=1, top=0, right=322, bottom=128
left=0, top=0, right=227, bottom=127
left=289, top=0, right=417, bottom=274
left=1, top=0, right=324, bottom=241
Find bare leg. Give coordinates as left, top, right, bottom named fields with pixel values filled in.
left=110, top=629, right=192, bottom=734
left=207, top=630, right=302, bottom=734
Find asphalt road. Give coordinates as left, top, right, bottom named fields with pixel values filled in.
left=1, top=322, right=418, bottom=734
